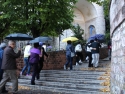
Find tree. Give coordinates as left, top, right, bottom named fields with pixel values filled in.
left=71, top=24, right=86, bottom=46
left=103, top=0, right=110, bottom=43
left=0, top=0, right=77, bottom=38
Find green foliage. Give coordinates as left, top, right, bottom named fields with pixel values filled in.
left=103, top=0, right=110, bottom=43
left=0, top=0, right=77, bottom=38
left=71, top=24, right=86, bottom=46
left=87, top=0, right=103, bottom=5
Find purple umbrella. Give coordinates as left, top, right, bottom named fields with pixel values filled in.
left=88, top=34, right=105, bottom=42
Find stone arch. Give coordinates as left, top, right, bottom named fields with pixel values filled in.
left=74, top=0, right=98, bottom=39
left=54, top=0, right=105, bottom=50
left=75, top=0, right=97, bottom=21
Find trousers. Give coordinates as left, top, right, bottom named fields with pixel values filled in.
left=92, top=53, right=99, bottom=67
left=0, top=70, right=18, bottom=93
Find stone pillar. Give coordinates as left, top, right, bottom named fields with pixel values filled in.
left=110, top=0, right=125, bottom=94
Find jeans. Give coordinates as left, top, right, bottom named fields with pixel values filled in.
left=0, top=70, right=18, bottom=93
left=65, top=55, right=73, bottom=70
left=21, top=57, right=31, bottom=75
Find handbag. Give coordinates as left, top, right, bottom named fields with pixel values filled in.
left=71, top=52, right=75, bottom=57
left=68, top=47, right=75, bottom=57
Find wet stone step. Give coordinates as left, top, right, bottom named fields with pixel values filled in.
left=6, top=83, right=108, bottom=94
left=19, top=77, right=102, bottom=83
left=14, top=79, right=107, bottom=90
left=39, top=72, right=105, bottom=76
left=40, top=70, right=106, bottom=73
left=19, top=77, right=104, bottom=84
left=20, top=74, right=102, bottom=79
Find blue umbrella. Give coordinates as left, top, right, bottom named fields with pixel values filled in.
left=88, top=34, right=105, bottom=42
left=5, top=33, right=33, bottom=40
left=29, top=36, right=52, bottom=43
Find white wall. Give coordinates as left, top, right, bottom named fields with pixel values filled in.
left=53, top=0, right=105, bottom=50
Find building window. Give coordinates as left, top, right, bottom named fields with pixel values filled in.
left=89, top=25, right=96, bottom=37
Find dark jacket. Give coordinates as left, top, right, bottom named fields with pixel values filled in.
left=91, top=41, right=101, bottom=54
left=1, top=46, right=21, bottom=70
left=40, top=47, right=48, bottom=62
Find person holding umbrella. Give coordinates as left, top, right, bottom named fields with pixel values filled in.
left=91, top=38, right=101, bottom=68
left=64, top=40, right=75, bottom=70
left=29, top=43, right=42, bottom=85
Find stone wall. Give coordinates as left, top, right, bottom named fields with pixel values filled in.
left=110, top=0, right=125, bottom=94
left=16, top=48, right=108, bottom=75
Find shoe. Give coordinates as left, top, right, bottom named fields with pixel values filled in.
left=79, top=60, right=83, bottom=64
left=79, top=60, right=81, bottom=63
left=31, top=81, right=35, bottom=85
left=36, top=75, right=40, bottom=80
left=26, top=74, right=32, bottom=76
left=20, top=72, right=22, bottom=76
left=2, top=90, right=8, bottom=93
left=64, top=65, right=66, bottom=70
left=95, top=66, right=99, bottom=68
left=76, top=62, right=79, bottom=66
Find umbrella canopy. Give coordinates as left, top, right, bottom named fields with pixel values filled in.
left=29, top=36, right=52, bottom=43
left=5, top=33, right=33, bottom=40
left=62, top=37, right=78, bottom=42
left=88, top=34, right=105, bottom=42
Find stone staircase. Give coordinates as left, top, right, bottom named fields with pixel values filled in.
left=6, top=60, right=110, bottom=94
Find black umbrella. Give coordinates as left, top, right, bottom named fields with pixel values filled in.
left=5, top=33, right=33, bottom=40
left=29, top=36, right=52, bottom=43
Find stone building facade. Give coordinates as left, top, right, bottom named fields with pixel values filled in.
left=110, top=0, right=125, bottom=94
left=53, top=0, right=105, bottom=50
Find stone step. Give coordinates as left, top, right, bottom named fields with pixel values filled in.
left=7, top=69, right=110, bottom=94
left=39, top=72, right=105, bottom=75
left=19, top=76, right=104, bottom=84
left=39, top=73, right=106, bottom=78
left=40, top=75, right=100, bottom=79
left=29, top=71, right=106, bottom=78
left=40, top=70, right=107, bottom=73
left=21, top=75, right=101, bottom=80
left=16, top=79, right=107, bottom=90
left=6, top=83, right=109, bottom=94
